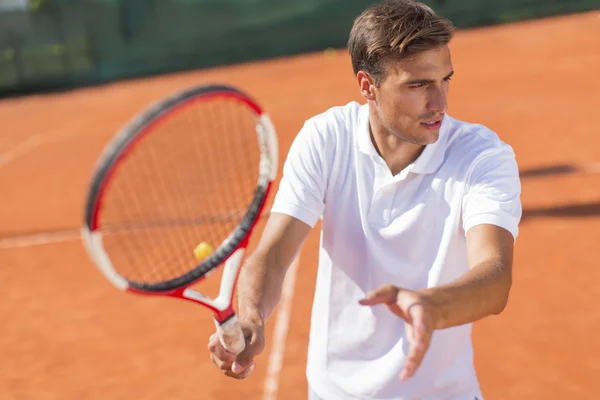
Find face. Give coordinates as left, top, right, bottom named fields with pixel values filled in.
left=358, top=45, right=454, bottom=145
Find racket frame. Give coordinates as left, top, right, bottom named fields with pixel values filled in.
left=81, top=84, right=278, bottom=356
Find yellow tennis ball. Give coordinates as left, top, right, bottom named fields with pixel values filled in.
left=194, top=242, right=214, bottom=260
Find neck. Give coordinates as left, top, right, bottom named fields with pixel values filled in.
left=368, top=108, right=425, bottom=176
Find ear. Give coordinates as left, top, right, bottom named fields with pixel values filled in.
left=357, top=71, right=377, bottom=101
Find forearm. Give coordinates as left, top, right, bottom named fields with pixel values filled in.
left=420, top=259, right=512, bottom=330
left=236, top=249, right=290, bottom=326
left=234, top=213, right=311, bottom=326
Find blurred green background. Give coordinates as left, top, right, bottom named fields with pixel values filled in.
left=1, top=0, right=599, bottom=96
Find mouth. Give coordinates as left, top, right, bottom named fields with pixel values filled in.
left=420, top=117, right=443, bottom=130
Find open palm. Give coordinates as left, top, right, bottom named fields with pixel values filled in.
left=359, top=285, right=438, bottom=381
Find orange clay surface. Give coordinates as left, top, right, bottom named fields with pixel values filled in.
left=1, top=11, right=599, bottom=400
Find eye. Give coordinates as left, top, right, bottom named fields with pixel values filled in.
left=408, top=83, right=426, bottom=89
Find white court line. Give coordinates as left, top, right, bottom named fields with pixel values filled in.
left=1, top=226, right=303, bottom=400
left=0, top=131, right=108, bottom=170
left=0, top=226, right=301, bottom=398
left=0, top=136, right=42, bottom=169
left=263, top=254, right=301, bottom=400
left=0, top=229, right=81, bottom=250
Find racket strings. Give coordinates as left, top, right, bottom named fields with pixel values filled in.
left=159, top=108, right=206, bottom=268
left=98, top=96, right=263, bottom=284
left=132, top=128, right=180, bottom=271
left=130, top=123, right=189, bottom=276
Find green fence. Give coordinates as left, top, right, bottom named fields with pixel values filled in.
left=1, top=0, right=599, bottom=96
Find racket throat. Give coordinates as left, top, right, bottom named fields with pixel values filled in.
left=214, top=308, right=236, bottom=324
left=179, top=247, right=246, bottom=320
left=216, top=247, right=246, bottom=306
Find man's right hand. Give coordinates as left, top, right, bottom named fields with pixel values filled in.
left=208, top=212, right=311, bottom=379
left=208, top=319, right=266, bottom=379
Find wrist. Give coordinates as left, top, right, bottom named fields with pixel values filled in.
left=417, top=289, right=447, bottom=330
left=237, top=306, right=266, bottom=328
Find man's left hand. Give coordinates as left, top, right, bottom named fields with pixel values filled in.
left=359, top=285, right=438, bottom=381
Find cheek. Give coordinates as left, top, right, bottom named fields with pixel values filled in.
left=383, top=92, right=426, bottom=122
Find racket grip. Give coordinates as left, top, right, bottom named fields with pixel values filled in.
left=215, top=315, right=246, bottom=356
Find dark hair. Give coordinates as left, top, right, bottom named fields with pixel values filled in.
left=347, top=0, right=455, bottom=84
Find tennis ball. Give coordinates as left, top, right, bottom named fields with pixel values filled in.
left=194, top=241, right=214, bottom=260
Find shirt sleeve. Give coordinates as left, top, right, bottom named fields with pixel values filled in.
left=462, top=147, right=523, bottom=240
left=270, top=119, right=328, bottom=228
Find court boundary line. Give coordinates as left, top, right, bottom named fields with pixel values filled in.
left=0, top=135, right=42, bottom=169
left=0, top=229, right=81, bottom=249
left=263, top=254, right=301, bottom=400
left=0, top=131, right=109, bottom=170
left=0, top=226, right=302, bottom=399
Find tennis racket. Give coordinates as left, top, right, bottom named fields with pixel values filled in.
left=81, top=84, right=278, bottom=357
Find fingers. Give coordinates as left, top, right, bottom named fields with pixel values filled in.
left=231, top=361, right=255, bottom=378
left=208, top=325, right=265, bottom=379
left=208, top=333, right=236, bottom=371
left=400, top=304, right=433, bottom=381
left=359, top=286, right=437, bottom=381
left=233, top=324, right=264, bottom=373
left=359, top=285, right=409, bottom=320
left=229, top=349, right=255, bottom=378
left=358, top=285, right=398, bottom=306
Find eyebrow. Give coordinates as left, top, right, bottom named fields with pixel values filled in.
left=404, top=70, right=455, bottom=85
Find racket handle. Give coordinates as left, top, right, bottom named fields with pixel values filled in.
left=215, top=314, right=246, bottom=356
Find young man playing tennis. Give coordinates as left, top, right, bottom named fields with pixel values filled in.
left=208, top=0, right=522, bottom=398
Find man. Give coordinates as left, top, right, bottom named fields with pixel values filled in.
left=208, top=0, right=522, bottom=399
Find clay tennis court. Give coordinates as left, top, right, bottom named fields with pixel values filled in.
left=1, top=11, right=599, bottom=400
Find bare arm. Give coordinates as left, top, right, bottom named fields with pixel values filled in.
left=236, top=211, right=312, bottom=327
left=421, top=223, right=514, bottom=329
left=208, top=212, right=311, bottom=379
left=360, top=223, right=515, bottom=380
left=209, top=113, right=326, bottom=379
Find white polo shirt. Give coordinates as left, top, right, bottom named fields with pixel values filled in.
left=270, top=101, right=522, bottom=400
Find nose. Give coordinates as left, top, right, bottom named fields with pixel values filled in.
left=427, top=85, right=447, bottom=114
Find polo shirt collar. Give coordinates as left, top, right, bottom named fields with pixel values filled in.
left=355, top=103, right=449, bottom=175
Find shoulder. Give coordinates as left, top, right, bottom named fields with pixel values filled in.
left=442, top=115, right=517, bottom=175
left=303, top=101, right=364, bottom=139
left=284, top=101, right=362, bottom=165
left=308, top=100, right=364, bottom=124
left=288, top=101, right=364, bottom=162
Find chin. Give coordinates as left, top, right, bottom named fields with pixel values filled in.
left=390, top=124, right=440, bottom=145
left=415, top=128, right=440, bottom=145
left=425, top=131, right=440, bottom=144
